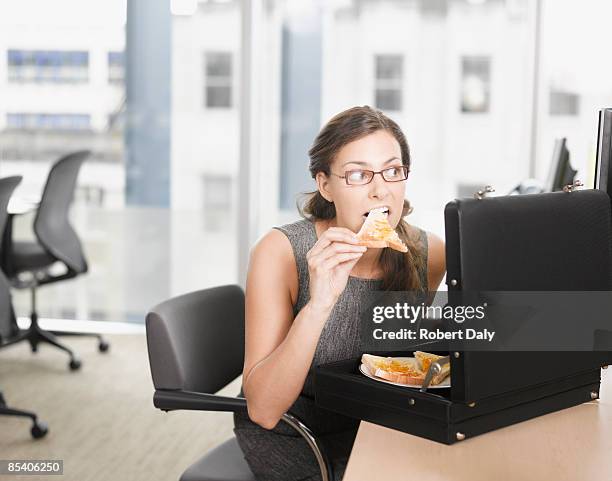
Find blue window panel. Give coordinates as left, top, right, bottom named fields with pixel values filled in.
left=74, top=51, right=89, bottom=66
left=6, top=113, right=91, bottom=131
left=8, top=50, right=23, bottom=65
left=8, top=49, right=88, bottom=67
left=108, top=51, right=124, bottom=65
left=6, top=113, right=24, bottom=128
left=8, top=50, right=89, bottom=83
left=51, top=51, right=63, bottom=66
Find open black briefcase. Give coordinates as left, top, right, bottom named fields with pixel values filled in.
left=315, top=189, right=612, bottom=444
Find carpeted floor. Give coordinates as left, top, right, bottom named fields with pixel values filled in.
left=0, top=333, right=240, bottom=481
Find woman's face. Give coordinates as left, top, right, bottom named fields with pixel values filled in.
left=317, top=129, right=407, bottom=234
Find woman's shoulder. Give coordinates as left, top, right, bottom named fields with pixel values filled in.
left=273, top=218, right=316, bottom=244
left=252, top=219, right=314, bottom=255
left=250, top=225, right=301, bottom=306
left=251, top=218, right=317, bottom=302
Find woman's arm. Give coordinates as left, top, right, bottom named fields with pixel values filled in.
left=242, top=227, right=365, bottom=430
left=426, top=232, right=446, bottom=291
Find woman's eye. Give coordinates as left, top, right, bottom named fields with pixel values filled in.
left=386, top=167, right=400, bottom=178
left=348, top=171, right=366, bottom=183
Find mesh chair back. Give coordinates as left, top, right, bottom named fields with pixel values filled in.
left=146, top=285, right=245, bottom=393
left=0, top=176, right=22, bottom=340
left=34, top=150, right=89, bottom=274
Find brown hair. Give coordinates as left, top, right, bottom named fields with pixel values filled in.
left=299, top=105, right=425, bottom=292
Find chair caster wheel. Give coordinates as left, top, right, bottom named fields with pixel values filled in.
left=98, top=341, right=110, bottom=353
left=31, top=421, right=48, bottom=439
left=69, top=359, right=82, bottom=371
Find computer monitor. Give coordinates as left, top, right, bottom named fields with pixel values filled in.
left=595, top=108, right=612, bottom=192
left=546, top=138, right=576, bottom=192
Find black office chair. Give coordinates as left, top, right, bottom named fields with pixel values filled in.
left=146, top=285, right=333, bottom=481
left=1, top=151, right=109, bottom=371
left=0, top=176, right=48, bottom=439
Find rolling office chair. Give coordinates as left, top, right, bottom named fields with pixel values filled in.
left=146, top=285, right=333, bottom=481
left=0, top=151, right=109, bottom=371
left=0, top=176, right=48, bottom=439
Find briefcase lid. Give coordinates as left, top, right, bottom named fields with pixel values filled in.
left=444, top=189, right=612, bottom=401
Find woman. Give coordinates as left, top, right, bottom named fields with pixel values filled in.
left=234, top=106, right=446, bottom=480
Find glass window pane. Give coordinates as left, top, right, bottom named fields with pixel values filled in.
left=203, top=51, right=233, bottom=109
left=205, top=52, right=232, bottom=77
left=1, top=2, right=126, bottom=323
left=108, top=50, right=125, bottom=83
left=375, top=88, right=402, bottom=111
left=206, top=86, right=231, bottom=108
left=171, top=0, right=241, bottom=298
left=535, top=0, right=612, bottom=186
left=266, top=0, right=536, bottom=244
left=549, top=90, right=580, bottom=116
left=8, top=49, right=22, bottom=65
left=6, top=49, right=89, bottom=83
left=376, top=54, right=403, bottom=80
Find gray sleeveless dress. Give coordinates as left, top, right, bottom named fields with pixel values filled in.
left=234, top=218, right=428, bottom=481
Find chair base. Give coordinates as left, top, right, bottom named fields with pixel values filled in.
left=0, top=391, right=49, bottom=439
left=0, top=313, right=110, bottom=370
left=49, top=331, right=110, bottom=353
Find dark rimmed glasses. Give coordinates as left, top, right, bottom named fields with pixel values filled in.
left=331, top=165, right=410, bottom=186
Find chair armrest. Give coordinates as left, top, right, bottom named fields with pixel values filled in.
left=153, top=389, right=333, bottom=481
left=154, top=390, right=248, bottom=412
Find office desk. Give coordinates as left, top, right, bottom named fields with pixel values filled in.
left=343, top=368, right=612, bottom=481
left=7, top=196, right=39, bottom=216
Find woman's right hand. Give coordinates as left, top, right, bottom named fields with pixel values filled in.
left=306, top=226, right=367, bottom=312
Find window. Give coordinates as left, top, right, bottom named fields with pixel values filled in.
left=461, top=56, right=491, bottom=113
left=204, top=52, right=233, bottom=108
left=108, top=51, right=125, bottom=84
left=6, top=113, right=91, bottom=131
left=203, top=175, right=233, bottom=231
left=7, top=50, right=89, bottom=83
left=549, top=89, right=579, bottom=116
left=374, top=54, right=403, bottom=111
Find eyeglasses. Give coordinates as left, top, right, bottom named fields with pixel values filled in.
left=330, top=165, right=410, bottom=186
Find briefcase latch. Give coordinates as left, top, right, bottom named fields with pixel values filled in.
left=562, top=179, right=584, bottom=192
left=474, top=185, right=495, bottom=200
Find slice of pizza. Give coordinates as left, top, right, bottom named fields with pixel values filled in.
left=357, top=207, right=408, bottom=253
left=361, top=354, right=425, bottom=385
